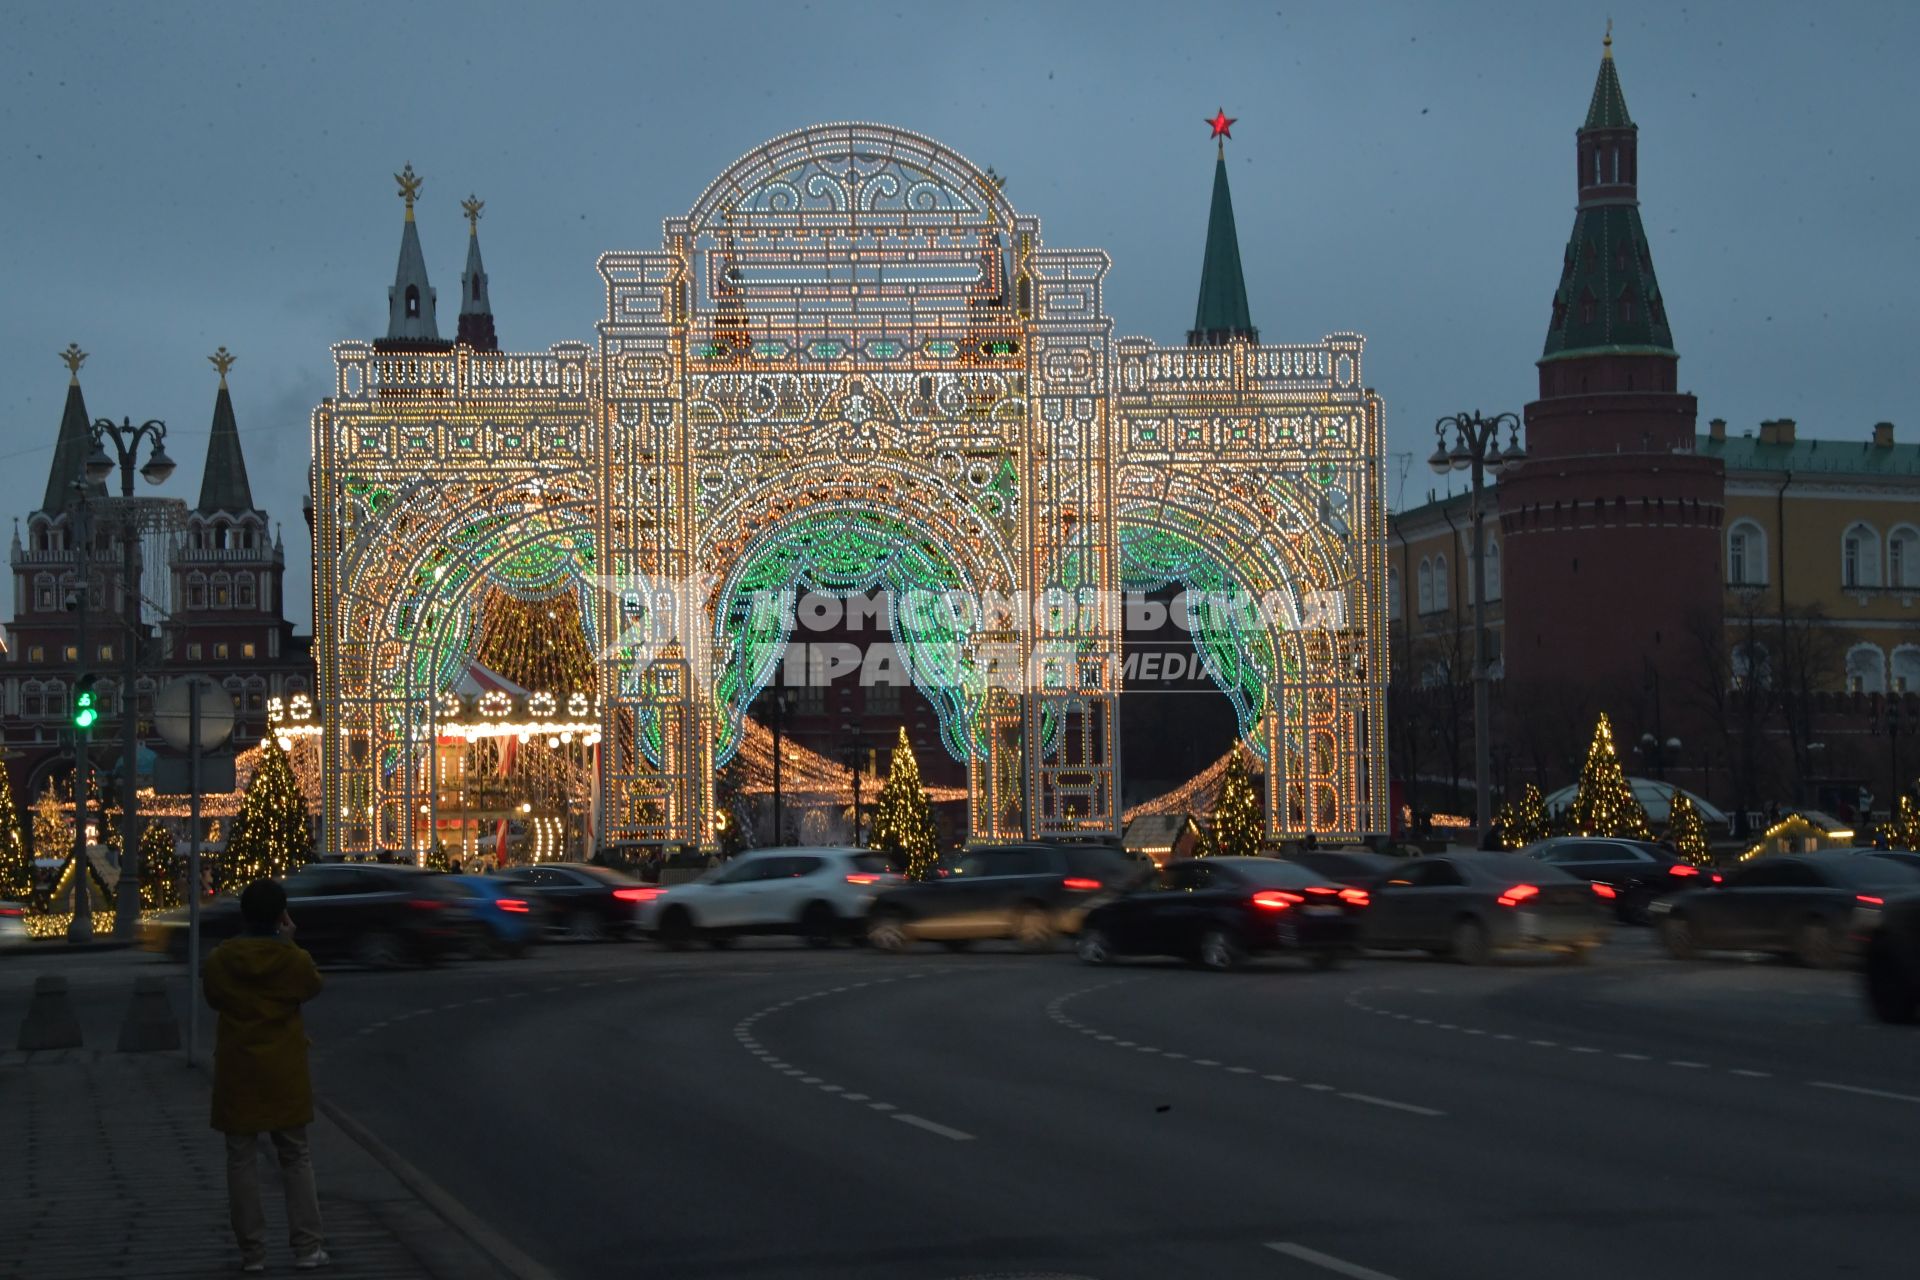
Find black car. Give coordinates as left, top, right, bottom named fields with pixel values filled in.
left=1285, top=849, right=1403, bottom=889
left=1522, top=836, right=1719, bottom=922
left=1861, top=891, right=1920, bottom=1023
left=866, top=843, right=1141, bottom=952
left=494, top=862, right=655, bottom=941
left=139, top=862, right=474, bottom=968
left=1078, top=857, right=1366, bottom=971
left=1654, top=852, right=1920, bottom=968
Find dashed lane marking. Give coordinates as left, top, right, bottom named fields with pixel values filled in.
left=1810, top=1081, right=1920, bottom=1105
left=892, top=1113, right=975, bottom=1141
left=1266, top=1241, right=1401, bottom=1280
left=1339, top=1093, right=1446, bottom=1118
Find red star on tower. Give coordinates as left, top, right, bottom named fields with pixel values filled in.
left=1206, top=108, right=1236, bottom=140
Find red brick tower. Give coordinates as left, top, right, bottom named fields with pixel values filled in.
left=1498, top=31, right=1723, bottom=706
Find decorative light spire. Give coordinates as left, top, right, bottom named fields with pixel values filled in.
left=209, top=345, right=236, bottom=388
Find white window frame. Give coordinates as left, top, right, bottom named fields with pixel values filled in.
left=1417, top=559, right=1434, bottom=614
left=1432, top=554, right=1450, bottom=611
left=1843, top=522, right=1881, bottom=589
left=1893, top=646, right=1920, bottom=696
left=1846, top=643, right=1887, bottom=695
left=1726, top=519, right=1767, bottom=587
left=1889, top=525, right=1920, bottom=590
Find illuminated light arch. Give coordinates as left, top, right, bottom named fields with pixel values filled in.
left=313, top=124, right=1386, bottom=856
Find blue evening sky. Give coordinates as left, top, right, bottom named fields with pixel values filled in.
left=3, top=0, right=1913, bottom=629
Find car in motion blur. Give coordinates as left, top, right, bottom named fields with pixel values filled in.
left=866, top=843, right=1145, bottom=952
left=1521, top=836, right=1719, bottom=922
left=139, top=862, right=473, bottom=967
left=1077, top=856, right=1367, bottom=971
left=493, top=862, right=658, bottom=942
left=446, top=873, right=547, bottom=958
left=639, top=847, right=900, bottom=948
left=0, top=900, right=27, bottom=948
left=1653, top=851, right=1920, bottom=968
left=1361, top=852, right=1611, bottom=964
left=1861, top=890, right=1920, bottom=1024
left=1283, top=849, right=1403, bottom=889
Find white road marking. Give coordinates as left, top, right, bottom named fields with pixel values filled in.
left=1669, top=1061, right=1708, bottom=1069
left=1729, top=1068, right=1772, bottom=1079
left=1227, top=1066, right=1255, bottom=1074
left=1339, top=1093, right=1445, bottom=1118
left=818, top=1084, right=843, bottom=1093
left=1303, top=1083, right=1335, bottom=1093
left=1164, top=1052, right=1187, bottom=1060
left=868, top=1101, right=897, bottom=1112
left=1528, top=1039, right=1557, bottom=1047
left=800, top=1076, right=822, bottom=1084
left=1810, top=1080, right=1920, bottom=1105
left=1569, top=1046, right=1600, bottom=1054
left=1616, top=1053, right=1651, bottom=1061
left=842, top=1093, right=869, bottom=1102
left=1266, top=1241, right=1401, bottom=1280
left=1194, top=1058, right=1221, bottom=1067
left=1263, top=1074, right=1294, bottom=1083
left=892, top=1113, right=976, bottom=1141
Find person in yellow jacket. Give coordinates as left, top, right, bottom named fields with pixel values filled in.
left=203, top=878, right=329, bottom=1272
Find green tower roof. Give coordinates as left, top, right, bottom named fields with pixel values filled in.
left=1585, top=35, right=1634, bottom=130
left=42, top=375, right=106, bottom=513
left=1188, top=145, right=1257, bottom=347
left=197, top=382, right=257, bottom=515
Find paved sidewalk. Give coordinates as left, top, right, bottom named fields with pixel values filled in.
left=3, top=1049, right=519, bottom=1279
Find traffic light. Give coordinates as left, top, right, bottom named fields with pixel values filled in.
left=74, top=676, right=98, bottom=730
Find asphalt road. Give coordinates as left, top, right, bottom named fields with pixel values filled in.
left=9, top=933, right=1918, bottom=1280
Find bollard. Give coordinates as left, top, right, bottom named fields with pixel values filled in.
left=117, top=974, right=181, bottom=1052
left=17, top=974, right=83, bottom=1051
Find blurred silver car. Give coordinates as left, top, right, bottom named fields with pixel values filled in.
left=0, top=900, right=27, bottom=948
left=1361, top=852, right=1611, bottom=963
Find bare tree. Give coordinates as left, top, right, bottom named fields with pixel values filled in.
left=1777, top=605, right=1845, bottom=806
left=1680, top=594, right=1777, bottom=828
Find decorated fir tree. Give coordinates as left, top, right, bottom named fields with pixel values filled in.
left=867, top=726, right=938, bottom=880
left=1211, top=747, right=1263, bottom=858
left=1568, top=714, right=1653, bottom=839
left=32, top=785, right=66, bottom=859
left=0, top=772, right=29, bottom=901
left=714, top=757, right=753, bottom=857
left=1665, top=792, right=1711, bottom=866
left=1496, top=783, right=1550, bottom=850
left=1879, top=793, right=1920, bottom=851
left=138, top=823, right=180, bottom=910
left=425, top=839, right=453, bottom=872
left=223, top=737, right=314, bottom=884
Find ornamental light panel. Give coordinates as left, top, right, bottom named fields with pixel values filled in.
left=311, top=123, right=1387, bottom=856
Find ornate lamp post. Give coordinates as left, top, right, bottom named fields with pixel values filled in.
left=840, top=730, right=869, bottom=846
left=1429, top=411, right=1524, bottom=837
left=66, top=482, right=97, bottom=941
left=85, top=415, right=176, bottom=939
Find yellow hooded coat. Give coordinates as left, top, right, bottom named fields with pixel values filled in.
left=202, top=935, right=323, bottom=1133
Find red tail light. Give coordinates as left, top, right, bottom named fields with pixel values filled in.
left=0, top=906, right=21, bottom=917
left=1062, top=877, right=1102, bottom=891
left=1338, top=887, right=1370, bottom=907
left=407, top=898, right=446, bottom=911
left=497, top=898, right=530, bottom=914
left=1591, top=882, right=1617, bottom=900
left=1711, top=873, right=1723, bottom=884
left=613, top=887, right=664, bottom=902
left=845, top=873, right=881, bottom=885
left=1669, top=864, right=1701, bottom=878
left=1497, top=884, right=1540, bottom=908
left=1859, top=895, right=1885, bottom=906
left=1252, top=890, right=1304, bottom=911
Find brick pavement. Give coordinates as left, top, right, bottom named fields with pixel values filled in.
left=3, top=1049, right=519, bottom=1279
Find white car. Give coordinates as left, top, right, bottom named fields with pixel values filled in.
left=0, top=900, right=27, bottom=948
left=637, top=847, right=900, bottom=948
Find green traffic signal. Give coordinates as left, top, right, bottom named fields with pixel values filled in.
left=74, top=688, right=98, bottom=730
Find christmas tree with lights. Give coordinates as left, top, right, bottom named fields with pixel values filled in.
left=1877, top=792, right=1920, bottom=851
left=0, top=773, right=28, bottom=901
left=867, top=727, right=938, bottom=879
left=223, top=737, right=314, bottom=884
left=138, top=823, right=180, bottom=910
left=1665, top=791, right=1710, bottom=866
left=1496, top=783, right=1550, bottom=849
left=1568, top=714, right=1653, bottom=839
left=1210, top=747, right=1262, bottom=857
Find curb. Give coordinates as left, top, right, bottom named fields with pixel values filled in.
left=317, top=1096, right=563, bottom=1280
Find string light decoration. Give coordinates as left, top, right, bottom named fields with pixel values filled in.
left=1496, top=783, right=1549, bottom=850
left=867, top=727, right=939, bottom=879
left=224, top=737, right=315, bottom=884
left=0, top=774, right=28, bottom=900
left=1209, top=747, right=1262, bottom=857
left=1883, top=794, right=1920, bottom=851
left=138, top=823, right=180, bottom=910
left=476, top=588, right=595, bottom=693
left=1567, top=714, right=1653, bottom=839
left=1664, top=791, right=1710, bottom=867
left=311, top=124, right=1387, bottom=855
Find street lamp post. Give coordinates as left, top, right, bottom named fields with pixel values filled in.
left=770, top=691, right=792, bottom=846
left=66, top=485, right=97, bottom=942
left=840, top=732, right=867, bottom=845
left=86, top=417, right=176, bottom=939
left=1430, top=411, right=1524, bottom=838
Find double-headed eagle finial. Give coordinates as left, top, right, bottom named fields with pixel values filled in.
left=462, top=193, right=484, bottom=234
left=60, top=343, right=88, bottom=382
left=395, top=162, right=423, bottom=219
left=209, top=346, right=237, bottom=386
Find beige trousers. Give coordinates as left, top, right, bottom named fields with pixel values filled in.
left=225, top=1127, right=326, bottom=1262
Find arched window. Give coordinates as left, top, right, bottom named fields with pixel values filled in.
left=22, top=681, right=43, bottom=718
left=1731, top=643, right=1772, bottom=691
left=186, top=572, right=208, bottom=610
left=1847, top=644, right=1887, bottom=695
left=1387, top=566, right=1402, bottom=620
left=1890, top=526, right=1920, bottom=589
left=1893, top=646, right=1920, bottom=695
left=1432, top=554, right=1450, bottom=611
left=34, top=573, right=54, bottom=611
left=236, top=574, right=256, bottom=609
left=212, top=573, right=232, bottom=609
left=1486, top=539, right=1502, bottom=601
left=405, top=284, right=421, bottom=319
left=1727, top=519, right=1767, bottom=586
left=1843, top=523, right=1881, bottom=588
left=1417, top=559, right=1434, bottom=615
